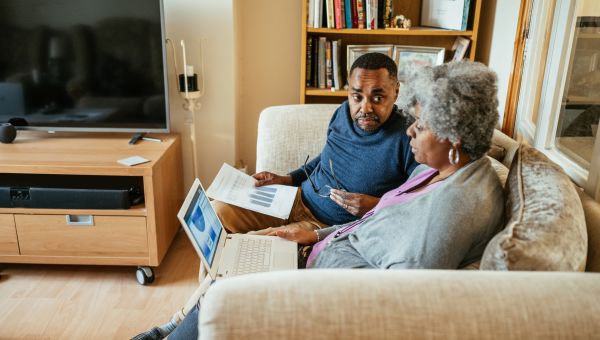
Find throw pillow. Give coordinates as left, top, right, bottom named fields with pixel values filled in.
left=488, top=156, right=509, bottom=187
left=487, top=144, right=506, bottom=162
left=480, top=145, right=588, bottom=271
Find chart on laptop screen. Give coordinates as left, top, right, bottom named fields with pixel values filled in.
left=184, top=189, right=222, bottom=265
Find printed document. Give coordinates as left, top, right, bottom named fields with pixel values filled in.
left=206, top=163, right=298, bottom=219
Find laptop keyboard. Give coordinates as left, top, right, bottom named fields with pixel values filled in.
left=234, top=238, right=272, bottom=275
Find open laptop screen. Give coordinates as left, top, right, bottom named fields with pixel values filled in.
left=183, top=187, right=223, bottom=266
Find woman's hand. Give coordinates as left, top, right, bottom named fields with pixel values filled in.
left=252, top=172, right=293, bottom=187
left=329, top=189, right=380, bottom=217
left=265, top=225, right=318, bottom=245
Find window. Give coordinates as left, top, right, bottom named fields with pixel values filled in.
left=516, top=0, right=600, bottom=200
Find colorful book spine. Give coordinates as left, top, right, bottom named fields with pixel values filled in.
left=340, top=0, right=346, bottom=28
left=344, top=0, right=352, bottom=28
left=356, top=0, right=364, bottom=29
left=314, top=0, right=323, bottom=28
left=312, top=37, right=319, bottom=87
left=461, top=0, right=471, bottom=30
left=384, top=0, right=392, bottom=28
left=377, top=0, right=384, bottom=28
left=371, top=0, right=377, bottom=29
left=332, top=39, right=343, bottom=90
left=325, top=40, right=333, bottom=88
left=318, top=37, right=326, bottom=89
left=308, top=0, right=315, bottom=28
left=334, top=0, right=342, bottom=29
left=365, top=0, right=373, bottom=30
left=351, top=0, right=358, bottom=28
left=306, top=37, right=313, bottom=87
left=326, top=0, right=335, bottom=29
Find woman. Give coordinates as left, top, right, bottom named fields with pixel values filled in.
left=148, top=61, right=504, bottom=339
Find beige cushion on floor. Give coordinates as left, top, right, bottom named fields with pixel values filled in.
left=481, top=145, right=587, bottom=271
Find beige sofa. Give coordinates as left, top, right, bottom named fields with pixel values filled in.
left=199, top=105, right=600, bottom=339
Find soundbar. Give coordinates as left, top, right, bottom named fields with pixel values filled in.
left=0, top=174, right=144, bottom=209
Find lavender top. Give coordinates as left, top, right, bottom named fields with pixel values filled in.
left=307, top=168, right=441, bottom=267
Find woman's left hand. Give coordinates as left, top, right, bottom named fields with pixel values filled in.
left=265, top=225, right=318, bottom=245
left=329, top=189, right=379, bottom=217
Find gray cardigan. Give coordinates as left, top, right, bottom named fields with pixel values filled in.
left=312, top=157, right=504, bottom=269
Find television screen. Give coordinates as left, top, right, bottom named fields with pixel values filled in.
left=0, top=0, right=169, bottom=132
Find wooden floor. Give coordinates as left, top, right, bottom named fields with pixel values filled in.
left=0, top=230, right=200, bottom=340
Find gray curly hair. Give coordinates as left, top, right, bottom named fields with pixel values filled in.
left=396, top=61, right=499, bottom=160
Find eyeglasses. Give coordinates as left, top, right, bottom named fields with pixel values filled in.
left=303, top=155, right=343, bottom=197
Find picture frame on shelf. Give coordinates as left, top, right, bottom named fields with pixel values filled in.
left=393, top=45, right=445, bottom=81
left=347, top=44, right=394, bottom=73
left=451, top=37, right=471, bottom=61
left=421, top=0, right=471, bottom=31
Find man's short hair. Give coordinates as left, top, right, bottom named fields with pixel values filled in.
left=349, top=52, right=398, bottom=81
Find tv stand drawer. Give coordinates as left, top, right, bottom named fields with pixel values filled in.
left=0, top=214, right=19, bottom=255
left=15, top=214, right=148, bottom=257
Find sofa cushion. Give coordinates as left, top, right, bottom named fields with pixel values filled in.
left=481, top=145, right=588, bottom=271
left=200, top=270, right=600, bottom=339
left=488, top=156, right=509, bottom=187
left=490, top=129, right=520, bottom=168
left=256, top=104, right=337, bottom=174
left=487, top=144, right=506, bottom=163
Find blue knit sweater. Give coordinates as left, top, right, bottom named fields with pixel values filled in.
left=289, top=101, right=417, bottom=226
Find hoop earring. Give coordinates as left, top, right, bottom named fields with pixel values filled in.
left=448, top=146, right=460, bottom=165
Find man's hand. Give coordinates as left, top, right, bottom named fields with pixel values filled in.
left=252, top=172, right=293, bottom=187
left=264, top=225, right=318, bottom=245
left=329, top=189, right=380, bottom=217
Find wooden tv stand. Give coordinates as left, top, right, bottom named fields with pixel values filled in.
left=0, top=132, right=183, bottom=282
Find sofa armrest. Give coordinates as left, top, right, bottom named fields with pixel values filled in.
left=492, top=129, right=520, bottom=168
left=200, top=269, right=600, bottom=339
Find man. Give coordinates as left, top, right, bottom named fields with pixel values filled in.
left=133, top=52, right=417, bottom=340
left=215, top=52, right=417, bottom=236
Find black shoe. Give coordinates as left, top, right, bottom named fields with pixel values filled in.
left=131, top=326, right=164, bottom=340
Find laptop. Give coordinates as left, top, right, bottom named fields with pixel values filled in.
left=177, top=178, right=298, bottom=280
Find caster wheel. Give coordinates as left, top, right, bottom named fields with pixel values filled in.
left=136, top=266, right=155, bottom=285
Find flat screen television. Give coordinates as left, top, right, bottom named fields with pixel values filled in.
left=0, top=0, right=169, bottom=132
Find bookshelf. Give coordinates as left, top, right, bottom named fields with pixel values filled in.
left=300, top=0, right=482, bottom=104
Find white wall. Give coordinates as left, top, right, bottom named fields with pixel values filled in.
left=164, top=0, right=236, bottom=190
left=235, top=0, right=302, bottom=174
left=162, top=0, right=521, bottom=187
left=483, top=0, right=520, bottom=126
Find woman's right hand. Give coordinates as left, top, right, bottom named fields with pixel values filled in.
left=252, top=172, right=293, bottom=187
left=265, top=225, right=318, bottom=245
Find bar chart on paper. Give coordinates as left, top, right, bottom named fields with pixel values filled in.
left=206, top=163, right=298, bottom=219
left=249, top=186, right=277, bottom=208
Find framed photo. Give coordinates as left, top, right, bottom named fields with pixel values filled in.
left=393, top=45, right=445, bottom=81
left=347, top=45, right=394, bottom=74
left=451, top=37, right=471, bottom=61
left=421, top=0, right=470, bottom=31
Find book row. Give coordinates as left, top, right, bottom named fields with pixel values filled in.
left=306, top=37, right=345, bottom=90
left=307, top=0, right=394, bottom=30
